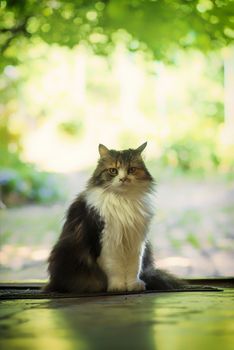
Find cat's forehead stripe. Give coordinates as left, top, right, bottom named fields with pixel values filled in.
left=117, top=150, right=134, bottom=163
left=116, top=153, right=131, bottom=168
left=103, top=149, right=143, bottom=169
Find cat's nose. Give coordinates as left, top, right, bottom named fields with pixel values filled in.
left=119, top=177, right=128, bottom=183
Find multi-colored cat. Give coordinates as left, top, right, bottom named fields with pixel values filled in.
left=46, top=143, right=184, bottom=293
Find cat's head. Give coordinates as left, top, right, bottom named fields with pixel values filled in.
left=89, top=142, right=154, bottom=193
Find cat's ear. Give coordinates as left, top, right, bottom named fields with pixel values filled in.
left=98, top=144, right=109, bottom=157
left=136, top=142, right=147, bottom=154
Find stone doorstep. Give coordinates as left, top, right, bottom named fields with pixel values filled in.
left=0, top=277, right=233, bottom=290
left=2, top=278, right=234, bottom=300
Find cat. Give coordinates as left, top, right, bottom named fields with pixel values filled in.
left=45, top=142, right=185, bottom=293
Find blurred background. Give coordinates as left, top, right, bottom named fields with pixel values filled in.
left=0, top=0, right=234, bottom=281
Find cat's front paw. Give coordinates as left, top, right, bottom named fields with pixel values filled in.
left=107, top=279, right=126, bottom=292
left=127, top=279, right=146, bottom=292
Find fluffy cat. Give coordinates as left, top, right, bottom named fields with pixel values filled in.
left=45, top=142, right=185, bottom=293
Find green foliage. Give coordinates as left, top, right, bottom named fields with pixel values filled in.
left=0, top=150, right=63, bottom=206
left=186, top=232, right=201, bottom=249
left=169, top=237, right=183, bottom=250
left=159, top=121, right=221, bottom=174
left=0, top=1, right=233, bottom=196
left=161, top=137, right=220, bottom=172
left=1, top=0, right=234, bottom=70
left=58, top=119, right=84, bottom=137
left=0, top=95, right=62, bottom=205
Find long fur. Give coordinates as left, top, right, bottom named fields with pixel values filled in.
left=45, top=144, right=186, bottom=293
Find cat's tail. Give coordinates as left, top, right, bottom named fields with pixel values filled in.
left=140, top=267, right=187, bottom=291
left=140, top=242, right=214, bottom=291
left=141, top=267, right=219, bottom=291
left=140, top=242, right=188, bottom=290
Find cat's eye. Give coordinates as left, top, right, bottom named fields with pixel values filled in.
left=108, top=168, right=118, bottom=175
left=129, top=167, right=137, bottom=174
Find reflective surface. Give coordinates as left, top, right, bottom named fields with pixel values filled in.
left=0, top=289, right=233, bottom=350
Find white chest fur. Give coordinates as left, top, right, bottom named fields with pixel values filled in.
left=85, top=187, right=155, bottom=248
left=85, top=187, right=156, bottom=291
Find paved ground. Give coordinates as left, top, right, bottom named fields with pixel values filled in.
left=0, top=288, right=233, bottom=350
left=0, top=174, right=234, bottom=280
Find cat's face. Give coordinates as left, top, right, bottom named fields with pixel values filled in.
left=90, top=143, right=153, bottom=193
